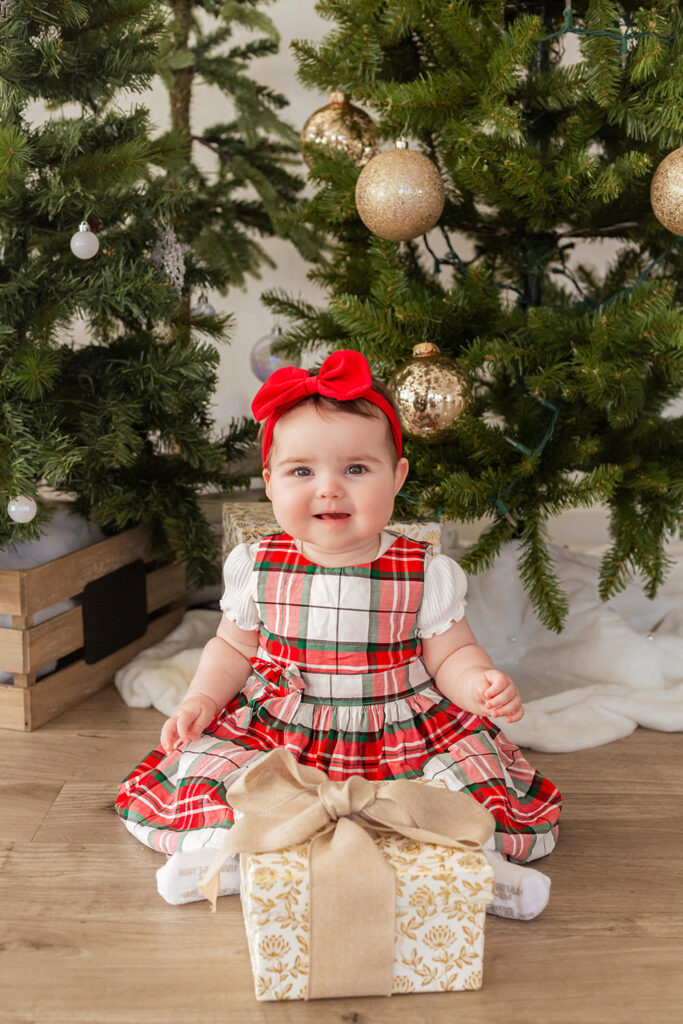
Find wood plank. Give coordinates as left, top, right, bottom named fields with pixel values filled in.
left=0, top=624, right=26, bottom=672
left=0, top=729, right=162, bottom=785
left=0, top=780, right=64, bottom=842
left=0, top=685, right=27, bottom=730
left=22, top=526, right=150, bottom=616
left=37, top=681, right=163, bottom=732
left=0, top=567, right=25, bottom=615
left=32, top=782, right=135, bottom=845
left=146, top=561, right=187, bottom=612
left=25, top=606, right=82, bottom=672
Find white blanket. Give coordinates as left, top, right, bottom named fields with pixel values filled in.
left=114, top=541, right=683, bottom=753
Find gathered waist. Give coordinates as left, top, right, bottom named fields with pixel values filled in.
left=249, top=653, right=433, bottom=706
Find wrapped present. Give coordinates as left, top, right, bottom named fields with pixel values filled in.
left=222, top=500, right=443, bottom=559
left=200, top=749, right=494, bottom=1002
left=240, top=831, right=493, bottom=1000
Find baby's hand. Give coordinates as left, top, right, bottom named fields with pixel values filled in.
left=477, top=669, right=524, bottom=723
left=160, top=694, right=218, bottom=754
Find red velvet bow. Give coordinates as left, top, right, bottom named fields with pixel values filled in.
left=251, top=350, right=372, bottom=422
left=251, top=349, right=403, bottom=463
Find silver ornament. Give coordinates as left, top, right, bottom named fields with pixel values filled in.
left=152, top=223, right=191, bottom=296
left=191, top=294, right=216, bottom=317
left=250, top=327, right=300, bottom=382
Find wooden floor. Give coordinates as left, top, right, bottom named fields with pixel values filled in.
left=1, top=685, right=681, bottom=1024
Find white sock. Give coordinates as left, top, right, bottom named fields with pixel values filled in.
left=156, top=847, right=240, bottom=906
left=484, top=851, right=551, bottom=920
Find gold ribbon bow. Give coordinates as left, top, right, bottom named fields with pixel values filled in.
left=200, top=748, right=495, bottom=1000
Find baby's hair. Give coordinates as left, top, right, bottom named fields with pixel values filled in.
left=259, top=372, right=401, bottom=469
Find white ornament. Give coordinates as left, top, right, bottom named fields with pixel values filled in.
left=191, top=294, right=216, bottom=317
left=7, top=495, right=37, bottom=523
left=70, top=221, right=100, bottom=260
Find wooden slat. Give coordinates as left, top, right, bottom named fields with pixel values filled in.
left=21, top=526, right=150, bottom=616
left=0, top=686, right=26, bottom=730
left=0, top=551, right=186, bottom=681
left=0, top=605, right=185, bottom=732
left=146, top=561, right=186, bottom=612
left=0, top=626, right=26, bottom=673
left=24, top=606, right=186, bottom=731
left=22, top=606, right=82, bottom=674
left=0, top=569, right=25, bottom=616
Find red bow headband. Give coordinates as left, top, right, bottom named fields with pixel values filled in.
left=252, top=350, right=403, bottom=465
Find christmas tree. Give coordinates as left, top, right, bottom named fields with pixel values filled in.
left=0, top=1, right=309, bottom=586
left=160, top=0, right=317, bottom=324
left=265, top=0, right=683, bottom=630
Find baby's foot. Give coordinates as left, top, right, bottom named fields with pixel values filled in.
left=484, top=851, right=551, bottom=920
left=156, top=847, right=240, bottom=905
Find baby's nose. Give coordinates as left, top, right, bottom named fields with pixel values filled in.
left=316, top=473, right=343, bottom=498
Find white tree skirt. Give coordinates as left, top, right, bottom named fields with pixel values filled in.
left=113, top=540, right=683, bottom=754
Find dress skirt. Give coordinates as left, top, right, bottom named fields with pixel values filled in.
left=116, top=661, right=562, bottom=863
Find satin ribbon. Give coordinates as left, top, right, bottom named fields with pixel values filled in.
left=251, top=349, right=403, bottom=464
left=200, top=747, right=494, bottom=1000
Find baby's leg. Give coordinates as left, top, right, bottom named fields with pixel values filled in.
left=484, top=850, right=551, bottom=920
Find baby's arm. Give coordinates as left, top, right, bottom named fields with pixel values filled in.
left=421, top=618, right=524, bottom=723
left=160, top=616, right=259, bottom=752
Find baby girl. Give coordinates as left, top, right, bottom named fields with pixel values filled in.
left=117, top=349, right=561, bottom=918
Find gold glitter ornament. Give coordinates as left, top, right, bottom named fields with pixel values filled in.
left=355, top=139, right=445, bottom=242
left=650, top=147, right=683, bottom=235
left=389, top=342, right=466, bottom=440
left=301, top=92, right=379, bottom=168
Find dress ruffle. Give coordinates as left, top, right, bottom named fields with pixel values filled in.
left=116, top=673, right=561, bottom=863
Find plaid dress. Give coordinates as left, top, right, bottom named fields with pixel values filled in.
left=116, top=532, right=561, bottom=862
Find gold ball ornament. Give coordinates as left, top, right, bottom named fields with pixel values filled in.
left=650, top=147, right=683, bottom=235
left=389, top=343, right=466, bottom=440
left=355, top=139, right=445, bottom=242
left=301, top=92, right=379, bottom=168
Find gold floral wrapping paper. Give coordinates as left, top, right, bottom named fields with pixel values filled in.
left=239, top=831, right=494, bottom=1001
left=222, top=501, right=442, bottom=560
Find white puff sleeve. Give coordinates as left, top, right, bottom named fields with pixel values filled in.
left=219, top=542, right=260, bottom=631
left=416, top=553, right=468, bottom=638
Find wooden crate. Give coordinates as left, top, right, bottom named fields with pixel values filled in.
left=0, top=525, right=187, bottom=731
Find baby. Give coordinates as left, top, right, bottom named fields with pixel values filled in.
left=117, top=349, right=561, bottom=919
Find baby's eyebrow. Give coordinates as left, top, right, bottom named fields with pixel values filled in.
left=275, top=454, right=384, bottom=466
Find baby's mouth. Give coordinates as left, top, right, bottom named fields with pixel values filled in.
left=314, top=513, right=350, bottom=520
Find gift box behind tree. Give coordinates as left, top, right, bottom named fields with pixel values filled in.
left=240, top=831, right=494, bottom=1001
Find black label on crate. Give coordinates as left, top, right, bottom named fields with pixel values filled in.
left=82, top=559, right=148, bottom=664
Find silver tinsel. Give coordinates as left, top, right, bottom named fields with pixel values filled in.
left=152, top=223, right=191, bottom=296
left=0, top=0, right=18, bottom=19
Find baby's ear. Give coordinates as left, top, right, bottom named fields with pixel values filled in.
left=394, top=457, right=409, bottom=493
left=262, top=468, right=271, bottom=499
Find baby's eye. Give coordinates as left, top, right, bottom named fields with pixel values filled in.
left=346, top=464, right=368, bottom=475
left=292, top=466, right=312, bottom=477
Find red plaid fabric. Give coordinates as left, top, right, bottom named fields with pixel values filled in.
left=116, top=532, right=562, bottom=863
left=254, top=532, right=425, bottom=675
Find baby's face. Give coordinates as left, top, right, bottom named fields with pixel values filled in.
left=263, top=403, right=409, bottom=565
